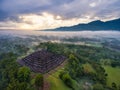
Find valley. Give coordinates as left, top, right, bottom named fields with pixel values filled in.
left=0, top=31, right=120, bottom=90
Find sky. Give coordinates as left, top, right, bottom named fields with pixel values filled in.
left=0, top=0, right=120, bottom=30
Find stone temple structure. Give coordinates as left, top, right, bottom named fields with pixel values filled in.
left=18, top=50, right=66, bottom=74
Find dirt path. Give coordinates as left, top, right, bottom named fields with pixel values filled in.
left=43, top=78, right=50, bottom=90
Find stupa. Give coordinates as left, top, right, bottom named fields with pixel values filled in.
left=18, top=50, right=66, bottom=74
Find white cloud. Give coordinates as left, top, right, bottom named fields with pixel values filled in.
left=89, top=2, right=96, bottom=7
left=0, top=11, right=119, bottom=30
left=0, top=0, right=120, bottom=30
left=0, top=12, right=93, bottom=30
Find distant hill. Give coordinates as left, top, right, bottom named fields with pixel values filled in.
left=45, top=18, right=120, bottom=31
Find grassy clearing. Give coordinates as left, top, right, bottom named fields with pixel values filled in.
left=46, top=64, right=94, bottom=90
left=104, top=66, right=120, bottom=87
left=47, top=69, right=71, bottom=90
left=83, top=63, right=95, bottom=73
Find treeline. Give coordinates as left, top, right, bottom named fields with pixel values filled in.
left=0, top=42, right=120, bottom=90
left=36, top=42, right=120, bottom=62
left=0, top=52, right=43, bottom=90
left=59, top=54, right=107, bottom=90
left=36, top=42, right=120, bottom=90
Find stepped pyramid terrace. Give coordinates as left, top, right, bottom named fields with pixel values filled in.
left=18, top=50, right=66, bottom=74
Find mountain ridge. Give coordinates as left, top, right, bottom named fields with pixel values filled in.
left=44, top=18, right=120, bottom=31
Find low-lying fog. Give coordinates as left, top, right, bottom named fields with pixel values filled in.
left=0, top=30, right=120, bottom=53
left=0, top=30, right=120, bottom=38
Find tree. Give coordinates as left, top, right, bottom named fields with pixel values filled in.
left=118, top=84, right=120, bottom=90
left=17, top=66, right=31, bottom=82
left=7, top=80, right=28, bottom=90
left=34, top=74, right=43, bottom=90
left=112, top=82, right=117, bottom=90
left=17, top=82, right=28, bottom=90
left=59, top=72, right=73, bottom=89
left=67, top=54, right=83, bottom=78
left=7, top=79, right=19, bottom=90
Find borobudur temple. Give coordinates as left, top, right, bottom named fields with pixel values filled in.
left=18, top=50, right=66, bottom=74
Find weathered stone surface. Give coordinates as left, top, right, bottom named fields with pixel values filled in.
left=18, top=50, right=66, bottom=74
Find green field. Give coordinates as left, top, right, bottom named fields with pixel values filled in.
left=47, top=69, right=80, bottom=90
left=104, top=66, right=120, bottom=87
left=47, top=70, right=71, bottom=90
left=47, top=65, right=120, bottom=90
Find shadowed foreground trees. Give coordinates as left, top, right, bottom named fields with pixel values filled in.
left=34, top=74, right=43, bottom=90
left=17, top=66, right=31, bottom=82
left=7, top=66, right=32, bottom=90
